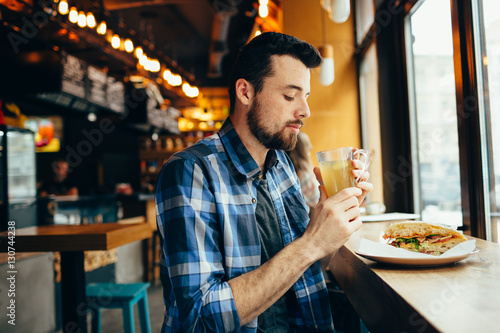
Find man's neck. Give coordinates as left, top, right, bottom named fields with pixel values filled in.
left=229, top=115, right=269, bottom=173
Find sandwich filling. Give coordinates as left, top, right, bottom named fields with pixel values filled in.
left=382, top=222, right=467, bottom=256
left=387, top=234, right=460, bottom=256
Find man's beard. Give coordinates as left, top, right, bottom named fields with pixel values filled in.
left=246, top=98, right=301, bottom=151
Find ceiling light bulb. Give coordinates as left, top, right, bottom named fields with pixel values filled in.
left=86, top=12, right=96, bottom=28
left=97, top=21, right=107, bottom=35
left=58, top=0, right=68, bottom=15
left=170, top=74, right=182, bottom=86
left=68, top=7, right=78, bottom=23
left=144, top=58, right=152, bottom=71
left=150, top=59, right=160, bottom=72
left=87, top=112, right=97, bottom=122
left=134, top=46, right=143, bottom=58
left=162, top=69, right=171, bottom=81
left=139, top=54, right=147, bottom=66
left=191, top=86, right=199, bottom=97
left=77, top=11, right=86, bottom=27
left=166, top=73, right=176, bottom=85
left=318, top=44, right=334, bottom=86
left=111, top=35, right=120, bottom=49
left=330, top=0, right=350, bottom=23
left=182, top=83, right=199, bottom=98
left=124, top=39, right=134, bottom=53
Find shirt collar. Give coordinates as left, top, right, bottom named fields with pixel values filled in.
left=218, top=118, right=279, bottom=179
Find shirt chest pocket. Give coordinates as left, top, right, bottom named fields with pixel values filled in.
left=282, top=191, right=309, bottom=235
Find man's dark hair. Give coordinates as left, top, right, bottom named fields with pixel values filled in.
left=228, top=32, right=322, bottom=115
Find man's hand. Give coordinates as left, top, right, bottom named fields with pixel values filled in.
left=350, top=159, right=373, bottom=205
left=306, top=161, right=373, bottom=264
left=303, top=181, right=363, bottom=261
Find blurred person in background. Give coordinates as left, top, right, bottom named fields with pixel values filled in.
left=38, top=158, right=78, bottom=197
left=287, top=131, right=320, bottom=214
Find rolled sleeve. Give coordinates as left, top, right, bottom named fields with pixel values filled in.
left=156, top=156, right=241, bottom=332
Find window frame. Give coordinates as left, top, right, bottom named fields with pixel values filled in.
left=449, top=0, right=488, bottom=238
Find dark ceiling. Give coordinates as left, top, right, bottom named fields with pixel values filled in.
left=0, top=0, right=261, bottom=109
left=104, top=0, right=258, bottom=87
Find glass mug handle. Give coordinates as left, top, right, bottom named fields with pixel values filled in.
left=350, top=149, right=370, bottom=183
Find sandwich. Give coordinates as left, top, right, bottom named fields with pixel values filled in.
left=382, top=221, right=467, bottom=256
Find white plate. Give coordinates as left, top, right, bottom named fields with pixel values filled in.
left=354, top=249, right=479, bottom=267
left=360, top=212, right=421, bottom=222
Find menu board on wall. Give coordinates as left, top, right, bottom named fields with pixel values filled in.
left=147, top=100, right=181, bottom=134
left=59, top=52, right=126, bottom=114
left=87, top=65, right=108, bottom=107
left=106, top=77, right=125, bottom=114
left=61, top=52, right=86, bottom=99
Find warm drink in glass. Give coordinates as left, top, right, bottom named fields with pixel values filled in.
left=317, top=147, right=370, bottom=197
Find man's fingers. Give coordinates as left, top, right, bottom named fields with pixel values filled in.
left=313, top=166, right=323, bottom=185
left=329, top=187, right=362, bottom=204
left=353, top=170, right=370, bottom=182
left=345, top=198, right=361, bottom=215
left=348, top=218, right=363, bottom=232
left=356, top=181, right=373, bottom=193
left=351, top=159, right=366, bottom=170
left=356, top=181, right=374, bottom=205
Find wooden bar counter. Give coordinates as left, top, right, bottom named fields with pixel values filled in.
left=0, top=223, right=152, bottom=333
left=328, top=221, right=500, bottom=333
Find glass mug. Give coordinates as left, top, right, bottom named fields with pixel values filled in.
left=317, top=147, right=370, bottom=197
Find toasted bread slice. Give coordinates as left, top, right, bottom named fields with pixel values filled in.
left=383, top=221, right=465, bottom=240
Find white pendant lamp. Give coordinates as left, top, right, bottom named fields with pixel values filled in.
left=330, top=0, right=350, bottom=23
left=318, top=6, right=334, bottom=86
left=318, top=45, right=334, bottom=86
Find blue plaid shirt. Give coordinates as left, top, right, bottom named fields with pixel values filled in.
left=156, top=119, right=334, bottom=332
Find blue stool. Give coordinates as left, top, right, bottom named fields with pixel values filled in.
left=86, top=282, right=152, bottom=333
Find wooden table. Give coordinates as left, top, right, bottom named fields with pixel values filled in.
left=328, top=221, right=500, bottom=333
left=0, top=223, right=152, bottom=333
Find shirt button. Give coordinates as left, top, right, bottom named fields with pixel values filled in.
left=252, top=198, right=256, bottom=204
left=257, top=174, right=262, bottom=180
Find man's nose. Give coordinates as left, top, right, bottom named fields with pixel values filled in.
left=297, top=99, right=310, bottom=119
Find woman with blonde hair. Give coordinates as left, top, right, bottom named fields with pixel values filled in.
left=287, top=132, right=320, bottom=212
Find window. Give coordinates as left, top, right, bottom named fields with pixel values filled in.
left=359, top=44, right=384, bottom=205
left=354, top=0, right=383, bottom=206
left=473, top=0, right=500, bottom=241
left=355, top=0, right=375, bottom=44
left=405, top=0, right=463, bottom=227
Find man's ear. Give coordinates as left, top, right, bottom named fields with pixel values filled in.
left=235, top=78, right=254, bottom=107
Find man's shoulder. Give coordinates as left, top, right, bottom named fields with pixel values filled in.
left=156, top=134, right=228, bottom=190
left=167, top=134, right=223, bottom=166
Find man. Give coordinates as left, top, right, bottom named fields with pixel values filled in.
left=156, top=32, right=372, bottom=332
left=39, top=158, right=78, bottom=196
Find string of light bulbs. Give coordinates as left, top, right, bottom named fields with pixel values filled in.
left=55, top=0, right=199, bottom=98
